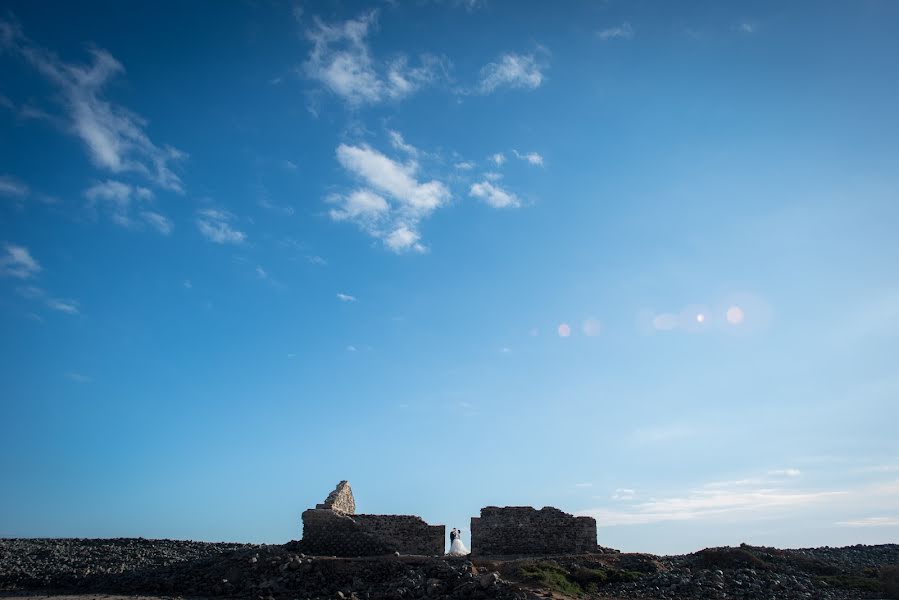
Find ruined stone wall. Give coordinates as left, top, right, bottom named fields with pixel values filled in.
left=300, top=509, right=393, bottom=557
left=470, top=506, right=597, bottom=556
left=354, top=515, right=444, bottom=556
left=300, top=482, right=445, bottom=557
left=300, top=511, right=444, bottom=557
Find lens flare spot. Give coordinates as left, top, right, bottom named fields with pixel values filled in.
left=726, top=305, right=745, bottom=325
left=696, top=313, right=705, bottom=323
left=557, top=323, right=571, bottom=337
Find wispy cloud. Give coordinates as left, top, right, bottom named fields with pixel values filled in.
left=454, top=161, right=475, bottom=170
left=512, top=149, right=544, bottom=166
left=836, top=516, right=899, bottom=527
left=612, top=488, right=636, bottom=500
left=597, top=22, right=634, bottom=41
left=302, top=10, right=444, bottom=106
left=469, top=180, right=520, bottom=208
left=388, top=130, right=418, bottom=157
left=0, top=243, right=42, bottom=279
left=336, top=292, right=356, bottom=302
left=585, top=486, right=847, bottom=526
left=490, top=152, right=506, bottom=166
left=769, top=468, right=801, bottom=477
left=196, top=208, right=246, bottom=244
left=584, top=473, right=899, bottom=529
left=66, top=372, right=92, bottom=384
left=0, top=174, right=29, bottom=199
left=139, top=211, right=173, bottom=235
left=478, top=51, right=547, bottom=93
left=736, top=21, right=756, bottom=34
left=84, top=180, right=171, bottom=233
left=46, top=298, right=80, bottom=315
left=329, top=141, right=450, bottom=252
left=0, top=19, right=186, bottom=192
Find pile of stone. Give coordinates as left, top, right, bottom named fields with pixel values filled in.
left=0, top=539, right=523, bottom=600
left=0, top=537, right=251, bottom=591
left=578, top=543, right=899, bottom=599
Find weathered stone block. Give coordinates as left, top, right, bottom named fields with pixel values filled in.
left=315, top=480, right=356, bottom=514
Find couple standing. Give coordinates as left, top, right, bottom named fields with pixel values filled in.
left=447, top=527, right=470, bottom=556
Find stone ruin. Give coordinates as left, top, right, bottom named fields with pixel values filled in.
left=300, top=482, right=599, bottom=557
left=300, top=481, right=444, bottom=557
left=470, top=506, right=598, bottom=556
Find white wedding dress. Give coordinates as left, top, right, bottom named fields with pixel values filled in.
left=447, top=531, right=470, bottom=556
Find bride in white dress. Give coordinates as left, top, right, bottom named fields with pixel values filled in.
left=447, top=527, right=470, bottom=556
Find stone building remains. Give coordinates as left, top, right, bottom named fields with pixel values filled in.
left=300, top=481, right=444, bottom=557
left=470, top=506, right=598, bottom=556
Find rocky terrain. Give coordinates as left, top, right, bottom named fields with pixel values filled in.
left=1, top=538, right=897, bottom=599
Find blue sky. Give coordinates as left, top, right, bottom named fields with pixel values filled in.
left=1, top=0, right=898, bottom=555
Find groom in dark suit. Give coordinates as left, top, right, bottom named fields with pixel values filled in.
left=450, top=528, right=457, bottom=543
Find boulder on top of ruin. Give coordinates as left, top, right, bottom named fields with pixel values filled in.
left=315, top=480, right=356, bottom=514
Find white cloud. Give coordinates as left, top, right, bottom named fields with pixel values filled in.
left=454, top=161, right=475, bottom=170
left=385, top=224, right=422, bottom=252
left=0, top=244, right=41, bottom=279
left=337, top=144, right=448, bottom=212
left=0, top=174, right=29, bottom=198
left=328, top=189, right=389, bottom=222
left=346, top=345, right=358, bottom=352
left=303, top=11, right=442, bottom=106
left=255, top=266, right=268, bottom=279
left=330, top=142, right=450, bottom=253
left=586, top=487, right=848, bottom=526
left=469, top=180, right=520, bottom=208
left=597, top=22, right=634, bottom=41
left=513, top=149, right=544, bottom=166
left=139, top=211, right=173, bottom=235
left=387, top=130, right=418, bottom=156
left=490, top=152, right=506, bottom=166
left=478, top=52, right=546, bottom=93
left=195, top=208, right=246, bottom=244
left=46, top=298, right=80, bottom=315
left=483, top=171, right=503, bottom=181
left=336, top=292, right=357, bottom=302
left=584, top=473, right=899, bottom=529
left=1, top=19, right=186, bottom=192
left=737, top=22, right=756, bottom=34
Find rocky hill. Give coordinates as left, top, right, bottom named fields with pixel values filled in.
left=1, top=538, right=897, bottom=599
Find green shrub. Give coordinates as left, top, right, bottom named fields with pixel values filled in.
left=519, top=562, right=582, bottom=595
